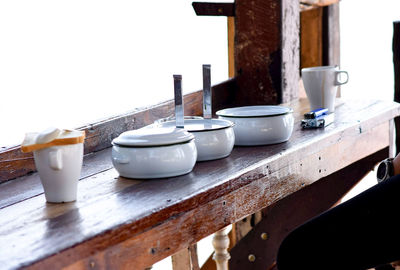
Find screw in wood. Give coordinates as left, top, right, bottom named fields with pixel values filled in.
left=261, top=232, right=268, bottom=240
left=248, top=254, right=256, bottom=262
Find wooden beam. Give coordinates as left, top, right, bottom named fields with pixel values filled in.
left=172, top=244, right=199, bottom=270
left=192, top=2, right=235, bottom=17
left=300, top=7, right=323, bottom=69
left=323, top=3, right=340, bottom=67
left=228, top=17, right=235, bottom=78
left=234, top=0, right=299, bottom=105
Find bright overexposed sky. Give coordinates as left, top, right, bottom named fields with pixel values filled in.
left=0, top=0, right=229, bottom=147
left=340, top=0, right=400, bottom=101
left=1, top=0, right=400, bottom=148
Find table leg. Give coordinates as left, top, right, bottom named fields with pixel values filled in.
left=213, top=227, right=231, bottom=270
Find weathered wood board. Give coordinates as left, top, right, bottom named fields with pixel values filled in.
left=0, top=99, right=398, bottom=270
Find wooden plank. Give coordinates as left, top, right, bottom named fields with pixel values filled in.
left=323, top=3, right=341, bottom=96
left=0, top=99, right=398, bottom=270
left=228, top=17, right=235, bottom=78
left=323, top=3, right=340, bottom=67
left=0, top=79, right=236, bottom=183
left=394, top=21, right=400, bottom=153
left=171, top=244, right=199, bottom=270
left=234, top=0, right=299, bottom=105
left=300, top=7, right=323, bottom=69
left=229, top=148, right=387, bottom=270
left=172, top=248, right=192, bottom=270
left=192, top=2, right=235, bottom=17
left=189, top=244, right=200, bottom=270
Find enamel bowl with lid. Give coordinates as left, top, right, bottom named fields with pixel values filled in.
left=111, top=127, right=197, bottom=179
left=156, top=118, right=235, bottom=161
left=216, top=105, right=294, bottom=146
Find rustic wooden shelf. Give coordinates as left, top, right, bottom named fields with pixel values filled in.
left=0, top=98, right=399, bottom=269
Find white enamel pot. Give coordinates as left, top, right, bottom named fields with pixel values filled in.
left=111, top=127, right=197, bottom=179
left=216, top=105, right=294, bottom=146
left=156, top=118, right=235, bottom=161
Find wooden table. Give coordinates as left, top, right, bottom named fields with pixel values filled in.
left=1, top=98, right=399, bottom=270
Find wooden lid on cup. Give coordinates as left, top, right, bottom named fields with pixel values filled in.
left=21, top=127, right=85, bottom=153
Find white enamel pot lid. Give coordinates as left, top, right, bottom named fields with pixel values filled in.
left=216, top=105, right=293, bottom=118
left=158, top=118, right=234, bottom=132
left=112, top=127, right=194, bottom=147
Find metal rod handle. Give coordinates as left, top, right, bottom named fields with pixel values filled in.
left=173, top=74, right=184, bottom=128
left=203, top=64, right=212, bottom=119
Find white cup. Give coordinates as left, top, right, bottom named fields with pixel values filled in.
left=301, top=66, right=349, bottom=113
left=34, top=143, right=83, bottom=203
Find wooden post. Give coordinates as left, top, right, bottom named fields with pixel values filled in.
left=300, top=7, right=324, bottom=69
left=234, top=0, right=300, bottom=105
left=172, top=244, right=200, bottom=270
left=393, top=21, right=400, bottom=154
left=228, top=16, right=235, bottom=78
left=212, top=227, right=231, bottom=270
left=323, top=3, right=341, bottom=96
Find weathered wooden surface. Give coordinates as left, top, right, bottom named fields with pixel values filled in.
left=323, top=3, right=340, bottom=67
left=172, top=244, right=199, bottom=270
left=300, top=7, right=323, bottom=68
left=228, top=16, right=235, bottom=78
left=234, top=0, right=299, bottom=105
left=229, top=148, right=388, bottom=270
left=0, top=99, right=399, bottom=270
left=394, top=21, right=400, bottom=153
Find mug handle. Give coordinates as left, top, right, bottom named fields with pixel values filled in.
left=335, top=71, right=349, bottom=85
left=49, top=149, right=63, bottom=170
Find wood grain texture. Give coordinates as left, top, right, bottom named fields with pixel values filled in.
left=323, top=3, right=340, bottom=67
left=300, top=7, right=323, bottom=69
left=228, top=17, right=235, bottom=78
left=281, top=0, right=300, bottom=103
left=234, top=0, right=299, bottom=106
left=0, top=99, right=399, bottom=270
left=172, top=244, right=199, bottom=270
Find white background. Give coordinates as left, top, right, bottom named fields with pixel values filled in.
left=1, top=1, right=400, bottom=148
left=0, top=0, right=229, bottom=147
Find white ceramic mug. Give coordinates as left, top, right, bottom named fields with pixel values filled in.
left=301, top=66, right=349, bottom=113
left=34, top=143, right=83, bottom=203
